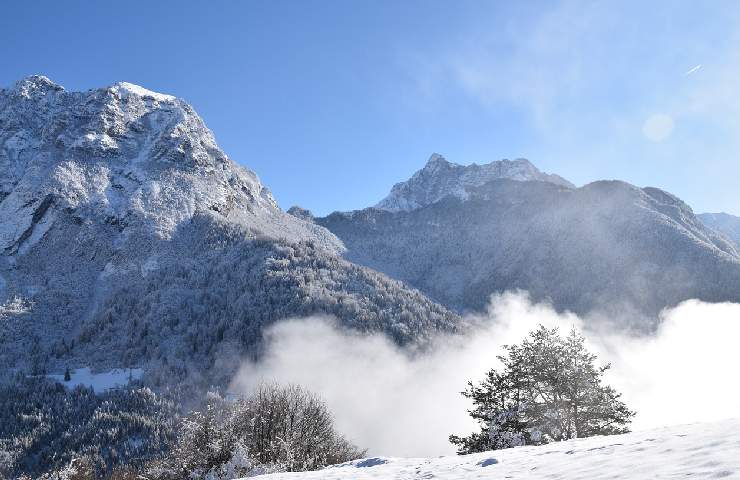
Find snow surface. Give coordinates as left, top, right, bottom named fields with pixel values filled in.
left=257, top=419, right=740, bottom=479
left=46, top=367, right=143, bottom=393
left=111, top=82, right=176, bottom=102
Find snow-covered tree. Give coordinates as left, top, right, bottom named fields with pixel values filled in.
left=450, top=325, right=634, bottom=454
left=147, top=384, right=365, bottom=479
left=0, top=377, right=178, bottom=478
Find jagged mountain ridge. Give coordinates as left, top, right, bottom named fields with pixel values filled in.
left=375, top=154, right=574, bottom=212
left=0, top=77, right=459, bottom=382
left=316, top=156, right=740, bottom=323
left=0, top=76, right=338, bottom=251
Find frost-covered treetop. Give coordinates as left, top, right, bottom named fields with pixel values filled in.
left=375, top=153, right=574, bottom=212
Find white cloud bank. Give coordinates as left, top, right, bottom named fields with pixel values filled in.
left=230, top=292, right=740, bottom=457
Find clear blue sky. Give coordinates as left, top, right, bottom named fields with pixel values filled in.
left=2, top=1, right=740, bottom=216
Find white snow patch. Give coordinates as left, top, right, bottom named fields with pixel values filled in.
left=257, top=419, right=740, bottom=479
left=47, top=367, right=143, bottom=393
left=0, top=296, right=33, bottom=323
left=112, top=82, right=176, bottom=103
left=71, top=132, right=119, bottom=151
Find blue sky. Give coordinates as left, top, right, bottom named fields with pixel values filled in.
left=2, top=1, right=740, bottom=216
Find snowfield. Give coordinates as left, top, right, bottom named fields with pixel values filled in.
left=46, top=367, right=143, bottom=393
left=257, top=419, right=740, bottom=479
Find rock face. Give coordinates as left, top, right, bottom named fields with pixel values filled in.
left=375, top=154, right=574, bottom=212
left=319, top=156, right=740, bottom=325
left=287, top=205, right=315, bottom=221
left=0, top=77, right=459, bottom=383
left=0, top=76, right=333, bottom=250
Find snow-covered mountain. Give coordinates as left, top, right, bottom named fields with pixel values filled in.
left=316, top=156, right=740, bottom=323
left=699, top=212, right=740, bottom=248
left=256, top=419, right=740, bottom=480
left=0, top=77, right=459, bottom=384
left=375, top=154, right=574, bottom=212
left=0, top=76, right=337, bottom=251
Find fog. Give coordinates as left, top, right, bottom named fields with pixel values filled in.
left=229, top=291, right=740, bottom=457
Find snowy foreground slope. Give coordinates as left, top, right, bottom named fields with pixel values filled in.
left=258, top=419, right=740, bottom=480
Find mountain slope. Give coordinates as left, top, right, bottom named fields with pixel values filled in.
left=0, top=77, right=459, bottom=383
left=256, top=419, right=740, bottom=480
left=699, top=212, right=740, bottom=248
left=316, top=157, right=740, bottom=324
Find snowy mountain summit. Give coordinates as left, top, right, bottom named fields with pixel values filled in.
left=375, top=154, right=574, bottom=212
left=0, top=75, right=310, bottom=247
left=320, top=154, right=740, bottom=320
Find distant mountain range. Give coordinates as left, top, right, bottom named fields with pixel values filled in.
left=375, top=154, right=574, bottom=212
left=313, top=154, right=740, bottom=325
left=0, top=77, right=458, bottom=386
left=3, top=75, right=739, bottom=388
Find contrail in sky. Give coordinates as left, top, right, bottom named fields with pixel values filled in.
left=684, top=65, right=702, bottom=76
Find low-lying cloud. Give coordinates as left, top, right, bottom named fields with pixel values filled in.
left=230, top=292, right=740, bottom=457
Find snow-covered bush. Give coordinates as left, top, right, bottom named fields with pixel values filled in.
left=147, top=384, right=365, bottom=479
left=450, top=325, right=634, bottom=453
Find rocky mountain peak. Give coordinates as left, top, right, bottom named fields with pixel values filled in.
left=0, top=77, right=344, bottom=251
left=287, top=206, right=315, bottom=221
left=375, top=154, right=574, bottom=212
left=10, top=75, right=64, bottom=98
left=424, top=152, right=448, bottom=167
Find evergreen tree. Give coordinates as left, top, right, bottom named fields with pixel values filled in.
left=450, top=325, right=634, bottom=454
left=0, top=377, right=178, bottom=478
